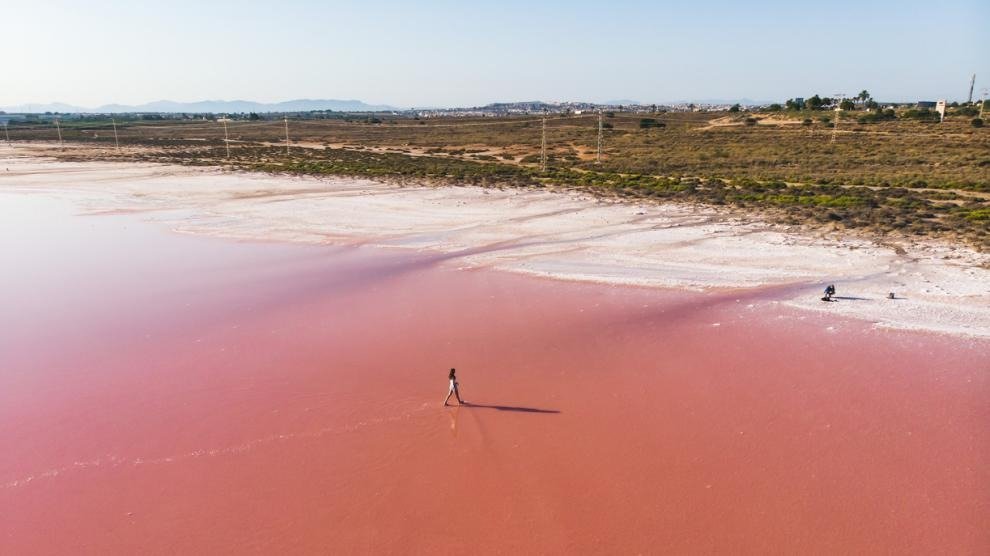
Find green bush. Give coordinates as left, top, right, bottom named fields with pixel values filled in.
left=964, top=209, right=990, bottom=221
left=857, top=109, right=897, bottom=124
left=902, top=109, right=939, bottom=122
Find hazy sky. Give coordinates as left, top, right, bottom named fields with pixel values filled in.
left=3, top=0, right=988, bottom=107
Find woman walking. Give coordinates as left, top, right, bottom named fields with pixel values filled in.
left=443, top=368, right=465, bottom=406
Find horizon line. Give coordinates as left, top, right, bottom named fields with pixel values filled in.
left=1, top=94, right=975, bottom=114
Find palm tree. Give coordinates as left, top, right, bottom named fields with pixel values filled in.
left=858, top=90, right=871, bottom=105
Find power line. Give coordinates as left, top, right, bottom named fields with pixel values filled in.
left=10, top=110, right=697, bottom=159
left=189, top=116, right=562, bottom=131
left=12, top=112, right=608, bottom=137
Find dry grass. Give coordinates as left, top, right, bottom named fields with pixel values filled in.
left=9, top=109, right=989, bottom=250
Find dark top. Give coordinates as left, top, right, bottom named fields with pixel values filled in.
left=448, top=369, right=456, bottom=380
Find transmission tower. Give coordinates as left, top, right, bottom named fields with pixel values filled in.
left=968, top=74, right=976, bottom=104
left=112, top=118, right=120, bottom=151
left=540, top=111, right=547, bottom=172
left=596, top=110, right=603, bottom=164
left=54, top=118, right=63, bottom=149
left=980, top=88, right=988, bottom=119
left=220, top=118, right=231, bottom=159
left=830, top=93, right=845, bottom=144
left=284, top=117, right=290, bottom=155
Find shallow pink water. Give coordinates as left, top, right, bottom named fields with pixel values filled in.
left=1, top=192, right=987, bottom=554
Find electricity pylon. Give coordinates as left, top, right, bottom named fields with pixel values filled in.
left=540, top=112, right=547, bottom=172
left=596, top=110, right=603, bottom=164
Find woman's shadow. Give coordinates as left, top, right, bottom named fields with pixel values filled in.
left=457, top=402, right=560, bottom=414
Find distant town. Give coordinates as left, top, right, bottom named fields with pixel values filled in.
left=0, top=96, right=981, bottom=123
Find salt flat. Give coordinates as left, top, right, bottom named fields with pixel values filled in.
left=2, top=153, right=987, bottom=337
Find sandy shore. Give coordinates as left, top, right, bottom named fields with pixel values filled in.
left=2, top=150, right=988, bottom=337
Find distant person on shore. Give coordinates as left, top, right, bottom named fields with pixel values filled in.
left=444, top=368, right=465, bottom=406
left=822, top=284, right=836, bottom=302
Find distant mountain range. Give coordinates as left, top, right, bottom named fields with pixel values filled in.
left=0, top=99, right=396, bottom=114
left=1, top=97, right=781, bottom=115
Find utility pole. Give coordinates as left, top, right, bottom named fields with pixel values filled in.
left=54, top=118, right=63, bottom=149
left=596, top=110, right=603, bottom=164
left=284, top=117, right=290, bottom=155
left=3, top=123, right=9, bottom=145
left=968, top=74, right=976, bottom=104
left=831, top=94, right=845, bottom=144
left=112, top=118, right=120, bottom=151
left=540, top=111, right=547, bottom=172
left=220, top=118, right=231, bottom=159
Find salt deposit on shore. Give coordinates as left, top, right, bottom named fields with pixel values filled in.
left=2, top=153, right=988, bottom=337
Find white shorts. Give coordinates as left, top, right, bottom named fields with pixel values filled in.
left=449, top=380, right=457, bottom=392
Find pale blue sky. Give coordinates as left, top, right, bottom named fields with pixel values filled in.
left=3, top=0, right=988, bottom=107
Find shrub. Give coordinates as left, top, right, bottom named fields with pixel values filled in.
left=857, top=109, right=897, bottom=124
left=972, top=118, right=984, bottom=128
left=902, top=109, right=939, bottom=122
